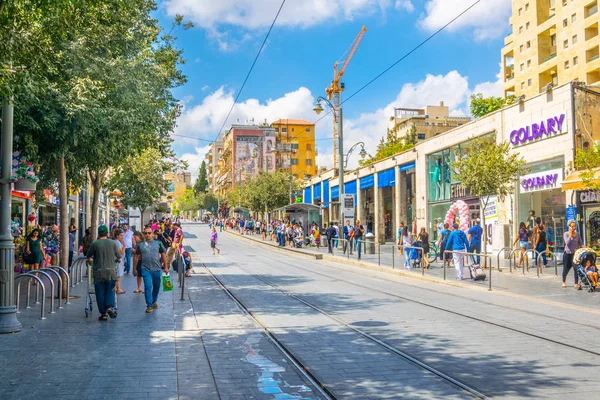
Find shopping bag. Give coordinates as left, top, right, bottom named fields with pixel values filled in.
left=162, top=273, right=173, bottom=292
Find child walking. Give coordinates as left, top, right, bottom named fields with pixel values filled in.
left=211, top=227, right=221, bottom=255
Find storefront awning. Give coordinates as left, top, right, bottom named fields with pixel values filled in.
left=313, top=182, right=322, bottom=200
left=359, top=174, right=374, bottom=190
left=561, top=168, right=600, bottom=191
left=331, top=185, right=339, bottom=200
left=304, top=187, right=312, bottom=204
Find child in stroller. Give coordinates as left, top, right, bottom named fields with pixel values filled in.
left=411, top=240, right=423, bottom=268
left=574, top=248, right=597, bottom=292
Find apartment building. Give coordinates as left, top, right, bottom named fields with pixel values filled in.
left=389, top=102, right=470, bottom=142
left=271, top=119, right=317, bottom=179
left=502, top=0, right=600, bottom=98
left=205, top=136, right=224, bottom=192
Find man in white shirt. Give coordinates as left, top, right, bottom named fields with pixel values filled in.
left=122, top=224, right=134, bottom=274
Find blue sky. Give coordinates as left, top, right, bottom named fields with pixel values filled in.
left=156, top=0, right=512, bottom=177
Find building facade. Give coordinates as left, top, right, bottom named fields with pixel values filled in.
left=271, top=119, right=317, bottom=178
left=206, top=136, right=224, bottom=193
left=502, top=0, right=600, bottom=98
left=303, top=83, right=584, bottom=258
left=389, top=102, right=471, bottom=142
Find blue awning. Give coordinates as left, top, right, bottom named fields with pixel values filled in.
left=313, top=182, right=322, bottom=200
left=378, top=168, right=396, bottom=188
left=323, top=180, right=330, bottom=208
left=399, top=161, right=416, bottom=172
left=360, top=174, right=374, bottom=190
left=304, top=187, right=312, bottom=204
left=331, top=185, right=339, bottom=200
left=344, top=180, right=357, bottom=195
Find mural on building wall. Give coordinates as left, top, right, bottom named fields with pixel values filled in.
left=235, top=133, right=276, bottom=179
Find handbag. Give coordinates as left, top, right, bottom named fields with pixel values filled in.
left=162, top=273, right=173, bottom=292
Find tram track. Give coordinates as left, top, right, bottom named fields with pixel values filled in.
left=247, top=246, right=600, bottom=358
left=202, top=261, right=489, bottom=399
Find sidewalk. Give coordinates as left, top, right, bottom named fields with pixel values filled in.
left=0, top=252, right=321, bottom=399
left=226, top=230, right=600, bottom=309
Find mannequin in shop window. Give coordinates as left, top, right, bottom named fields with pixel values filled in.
left=429, top=159, right=442, bottom=201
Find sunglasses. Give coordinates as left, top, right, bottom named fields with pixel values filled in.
left=143, top=232, right=153, bottom=235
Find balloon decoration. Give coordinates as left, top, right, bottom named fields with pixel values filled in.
left=444, top=200, right=470, bottom=233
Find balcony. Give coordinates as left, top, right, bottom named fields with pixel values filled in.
left=539, top=65, right=558, bottom=93
left=587, top=46, right=599, bottom=63
left=538, top=26, right=557, bottom=65
left=585, top=1, right=598, bottom=19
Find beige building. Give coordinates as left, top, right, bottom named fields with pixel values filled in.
left=502, top=0, right=600, bottom=98
left=389, top=102, right=470, bottom=142
left=206, top=136, right=224, bottom=193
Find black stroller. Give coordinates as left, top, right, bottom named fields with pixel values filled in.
left=411, top=240, right=423, bottom=269
left=573, top=248, right=597, bottom=292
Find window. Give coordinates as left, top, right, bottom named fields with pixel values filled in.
left=291, top=128, right=295, bottom=132
left=290, top=158, right=299, bottom=165
left=519, top=26, right=523, bottom=34
left=520, top=44, right=524, bottom=53
left=574, top=56, right=579, bottom=65
left=572, top=13, right=577, bottom=23
left=520, top=63, right=525, bottom=71
left=305, top=128, right=310, bottom=132
left=551, top=34, right=557, bottom=47
left=518, top=7, right=522, bottom=16
left=521, top=81, right=525, bottom=90
left=281, top=127, right=287, bottom=132
left=527, top=59, right=532, bottom=67
left=525, top=3, right=529, bottom=11
left=417, top=134, right=426, bottom=140
left=305, top=159, right=313, bottom=166
left=565, top=60, right=570, bottom=69
left=563, top=0, right=567, bottom=6
left=526, top=22, right=530, bottom=29
left=573, top=34, right=578, bottom=44
left=290, top=143, right=299, bottom=149
left=563, top=19, right=568, bottom=27
left=564, top=39, right=569, bottom=48
left=527, top=40, right=531, bottom=48
left=528, top=78, right=532, bottom=86
left=306, top=143, right=311, bottom=151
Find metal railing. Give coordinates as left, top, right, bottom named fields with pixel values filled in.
left=51, top=266, right=71, bottom=304
left=39, top=268, right=63, bottom=310
left=15, top=274, right=46, bottom=319
left=443, top=250, right=493, bottom=291
left=71, top=257, right=86, bottom=286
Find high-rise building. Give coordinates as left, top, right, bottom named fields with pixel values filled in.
left=271, top=119, right=316, bottom=179
left=205, top=136, right=224, bottom=193
left=389, top=102, right=471, bottom=142
left=502, top=0, right=600, bottom=98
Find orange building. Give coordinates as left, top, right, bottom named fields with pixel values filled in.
left=271, top=119, right=316, bottom=179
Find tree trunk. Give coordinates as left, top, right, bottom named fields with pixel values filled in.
left=89, top=169, right=105, bottom=241
left=481, top=196, right=488, bottom=269
left=57, top=158, right=69, bottom=299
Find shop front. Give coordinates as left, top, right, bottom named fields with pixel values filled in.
left=359, top=174, right=375, bottom=233
left=578, top=190, right=600, bottom=254
left=377, top=168, right=395, bottom=241
left=517, top=158, right=565, bottom=255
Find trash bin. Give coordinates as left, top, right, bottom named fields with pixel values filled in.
left=365, top=232, right=376, bottom=254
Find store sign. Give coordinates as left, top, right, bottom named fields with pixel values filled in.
left=509, top=114, right=566, bottom=146
left=342, top=193, right=355, bottom=221
left=450, top=183, right=475, bottom=200
left=579, top=191, right=600, bottom=204
left=520, top=168, right=563, bottom=193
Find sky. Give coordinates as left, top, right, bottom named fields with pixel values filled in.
left=155, top=0, right=512, bottom=180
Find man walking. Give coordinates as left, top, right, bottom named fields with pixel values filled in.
left=467, top=219, right=483, bottom=265
left=446, top=223, right=469, bottom=280
left=135, top=227, right=169, bottom=313
left=354, top=220, right=364, bottom=260
left=122, top=224, right=134, bottom=274
left=326, top=223, right=335, bottom=254
left=343, top=220, right=353, bottom=254
left=86, top=225, right=121, bottom=321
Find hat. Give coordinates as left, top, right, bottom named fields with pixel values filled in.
left=98, top=225, right=109, bottom=236
left=452, top=223, right=459, bottom=229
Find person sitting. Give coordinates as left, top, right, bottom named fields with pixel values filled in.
left=584, top=259, right=599, bottom=287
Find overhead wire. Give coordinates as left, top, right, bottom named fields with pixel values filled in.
left=312, top=0, right=482, bottom=126
left=211, top=0, right=287, bottom=143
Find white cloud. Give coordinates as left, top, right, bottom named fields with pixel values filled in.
left=472, top=63, right=503, bottom=98
left=163, top=0, right=413, bottom=49
left=181, top=145, right=212, bottom=182
left=419, top=0, right=511, bottom=40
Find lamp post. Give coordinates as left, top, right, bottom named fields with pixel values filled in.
left=343, top=142, right=367, bottom=169
left=0, top=98, right=22, bottom=333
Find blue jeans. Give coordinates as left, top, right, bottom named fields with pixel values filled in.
left=124, top=248, right=132, bottom=273
left=142, top=270, right=162, bottom=308
left=469, top=243, right=481, bottom=264
left=355, top=238, right=362, bottom=259
left=94, top=279, right=116, bottom=314
left=536, top=243, right=547, bottom=266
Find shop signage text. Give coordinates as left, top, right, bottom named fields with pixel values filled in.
left=450, top=183, right=475, bottom=200
left=579, top=191, right=600, bottom=204
left=520, top=168, right=563, bottom=193
left=509, top=114, right=566, bottom=146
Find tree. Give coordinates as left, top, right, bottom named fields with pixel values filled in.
left=575, top=143, right=600, bottom=191
left=106, top=148, right=175, bottom=217
left=452, top=138, right=528, bottom=268
left=245, top=170, right=303, bottom=213
left=194, top=161, right=208, bottom=194
left=202, top=192, right=219, bottom=212
left=470, top=93, right=516, bottom=118
left=360, top=127, right=413, bottom=166
left=405, top=123, right=418, bottom=146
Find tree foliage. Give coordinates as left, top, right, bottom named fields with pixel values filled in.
left=360, top=126, right=414, bottom=166
left=193, top=161, right=208, bottom=194
left=470, top=93, right=516, bottom=118
left=575, top=143, right=600, bottom=191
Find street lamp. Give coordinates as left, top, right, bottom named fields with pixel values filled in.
left=313, top=96, right=344, bottom=225
left=344, top=142, right=367, bottom=169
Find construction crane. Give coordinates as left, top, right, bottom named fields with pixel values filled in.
left=325, top=26, right=367, bottom=168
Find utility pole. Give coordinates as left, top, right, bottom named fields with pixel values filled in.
left=0, top=98, right=22, bottom=333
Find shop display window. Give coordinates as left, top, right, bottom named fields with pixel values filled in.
left=427, top=149, right=450, bottom=202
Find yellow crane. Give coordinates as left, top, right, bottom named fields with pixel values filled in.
left=325, top=26, right=367, bottom=167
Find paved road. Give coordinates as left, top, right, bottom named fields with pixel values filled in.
left=2, top=222, right=599, bottom=399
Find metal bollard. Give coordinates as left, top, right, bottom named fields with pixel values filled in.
left=392, top=245, right=395, bottom=269
left=180, top=254, right=185, bottom=301
left=39, top=268, right=63, bottom=309
left=33, top=270, right=55, bottom=313
left=15, top=274, right=46, bottom=319
left=51, top=266, right=71, bottom=304
left=378, top=244, right=381, bottom=266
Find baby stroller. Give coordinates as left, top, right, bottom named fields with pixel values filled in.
left=574, top=248, right=596, bottom=292
left=293, top=236, right=304, bottom=248
left=411, top=240, right=423, bottom=268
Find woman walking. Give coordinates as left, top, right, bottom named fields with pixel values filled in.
left=26, top=229, right=45, bottom=272
left=535, top=223, right=548, bottom=268
left=513, top=222, right=529, bottom=268
left=401, top=226, right=412, bottom=269
left=113, top=229, right=126, bottom=294
left=418, top=227, right=430, bottom=269
left=563, top=220, right=583, bottom=288
left=211, top=227, right=221, bottom=255
left=132, top=231, right=144, bottom=294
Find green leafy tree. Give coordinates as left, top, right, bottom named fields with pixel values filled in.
left=360, top=127, right=413, bottom=166
left=405, top=123, right=418, bottom=146
left=245, top=170, right=302, bottom=213
left=575, top=143, right=600, bottom=191
left=202, top=192, right=219, bottom=212
left=470, top=93, right=516, bottom=118
left=106, top=148, right=175, bottom=217
left=453, top=138, right=528, bottom=267
left=194, top=161, right=208, bottom=194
